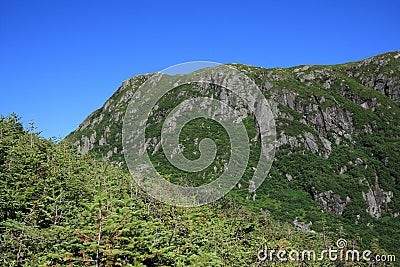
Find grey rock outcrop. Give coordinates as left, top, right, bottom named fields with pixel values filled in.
left=313, top=190, right=351, bottom=216
left=360, top=172, right=394, bottom=219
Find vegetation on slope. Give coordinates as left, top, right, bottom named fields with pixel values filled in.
left=64, top=52, right=400, bottom=263
left=0, top=114, right=356, bottom=266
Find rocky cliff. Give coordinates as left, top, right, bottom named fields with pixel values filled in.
left=65, top=52, right=400, bottom=235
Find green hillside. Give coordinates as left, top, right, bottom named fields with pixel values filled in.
left=65, top=51, right=400, bottom=263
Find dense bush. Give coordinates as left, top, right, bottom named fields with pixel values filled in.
left=1, top=115, right=339, bottom=266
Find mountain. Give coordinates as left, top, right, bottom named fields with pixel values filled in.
left=65, top=51, right=400, bottom=259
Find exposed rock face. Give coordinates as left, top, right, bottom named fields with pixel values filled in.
left=347, top=51, right=400, bottom=102
left=77, top=131, right=96, bottom=153
left=293, top=217, right=314, bottom=233
left=360, top=171, right=394, bottom=219
left=285, top=173, right=293, bottom=182
left=362, top=189, right=393, bottom=219
left=313, top=190, right=351, bottom=216
left=67, top=74, right=153, bottom=163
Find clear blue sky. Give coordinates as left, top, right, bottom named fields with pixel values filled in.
left=1, top=0, right=399, bottom=139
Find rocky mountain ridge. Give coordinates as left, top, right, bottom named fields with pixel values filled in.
left=68, top=52, right=399, bottom=157
left=66, top=52, right=400, bottom=237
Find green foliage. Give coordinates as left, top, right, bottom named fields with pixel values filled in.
left=6, top=52, right=399, bottom=266
left=1, top=115, right=339, bottom=266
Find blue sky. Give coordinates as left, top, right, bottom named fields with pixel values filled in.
left=1, top=0, right=399, bottom=139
